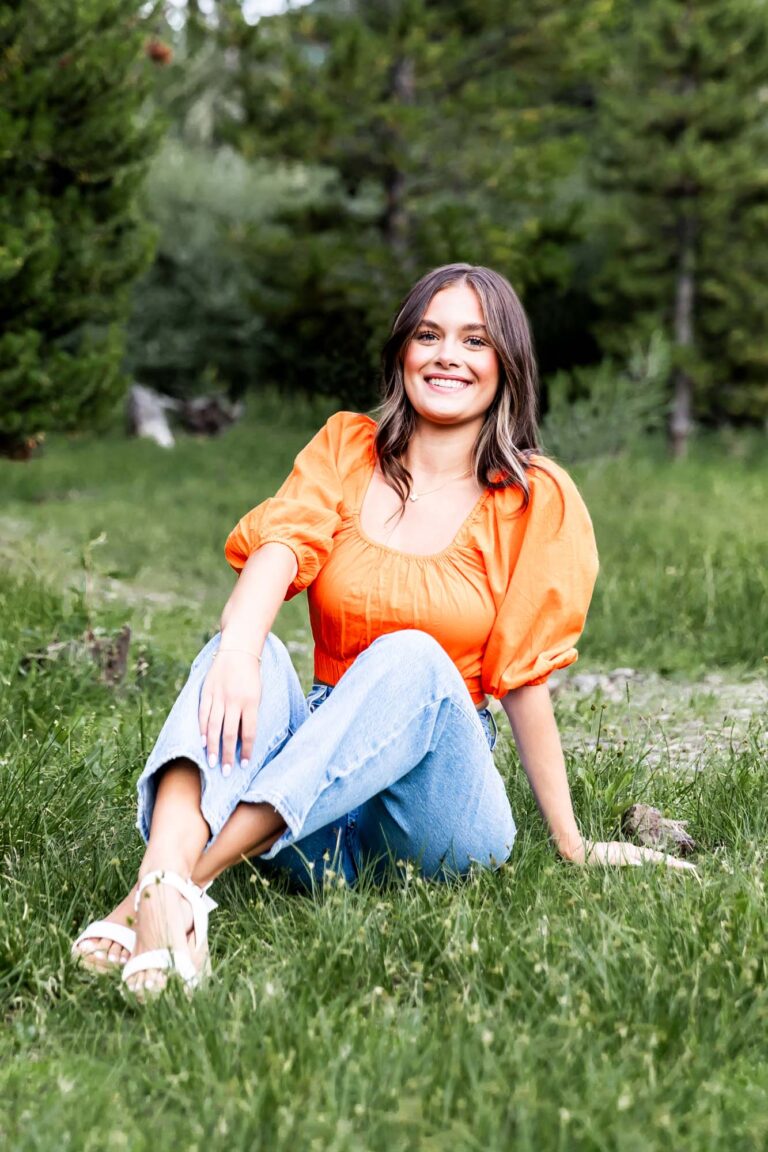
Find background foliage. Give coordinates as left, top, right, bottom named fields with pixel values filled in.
left=591, top=0, right=768, bottom=431
left=4, top=0, right=768, bottom=449
left=0, top=0, right=161, bottom=455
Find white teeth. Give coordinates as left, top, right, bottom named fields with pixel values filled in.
left=426, top=377, right=467, bottom=391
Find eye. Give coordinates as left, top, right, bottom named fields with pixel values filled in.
left=415, top=329, right=438, bottom=342
left=466, top=336, right=488, bottom=348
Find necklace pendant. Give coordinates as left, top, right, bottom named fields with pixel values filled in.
left=409, top=492, right=419, bottom=502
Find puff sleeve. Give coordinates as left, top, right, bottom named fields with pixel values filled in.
left=224, top=413, right=349, bottom=601
left=481, top=462, right=599, bottom=698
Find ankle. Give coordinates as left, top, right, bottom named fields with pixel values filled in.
left=139, top=856, right=194, bottom=885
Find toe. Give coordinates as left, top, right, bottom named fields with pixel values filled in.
left=126, top=969, right=167, bottom=999
left=74, top=939, right=99, bottom=957
left=107, top=941, right=128, bottom=966
left=74, top=935, right=132, bottom=973
left=74, top=939, right=109, bottom=971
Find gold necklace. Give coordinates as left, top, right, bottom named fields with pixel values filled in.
left=408, top=469, right=473, bottom=502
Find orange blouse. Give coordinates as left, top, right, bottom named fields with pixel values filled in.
left=225, top=412, right=599, bottom=704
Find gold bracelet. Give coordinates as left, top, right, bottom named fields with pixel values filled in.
left=214, top=648, right=263, bottom=662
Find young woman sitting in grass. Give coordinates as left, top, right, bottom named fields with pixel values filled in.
left=72, top=263, right=693, bottom=997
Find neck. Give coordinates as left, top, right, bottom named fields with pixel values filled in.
left=404, top=419, right=481, bottom=479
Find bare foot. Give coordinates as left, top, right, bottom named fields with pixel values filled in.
left=124, top=870, right=201, bottom=997
left=72, top=886, right=138, bottom=972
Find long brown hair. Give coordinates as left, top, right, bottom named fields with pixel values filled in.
left=375, top=264, right=541, bottom=508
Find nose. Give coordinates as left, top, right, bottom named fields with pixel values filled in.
left=434, top=333, right=462, bottom=367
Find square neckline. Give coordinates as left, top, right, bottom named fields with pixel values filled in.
left=353, top=459, right=490, bottom=562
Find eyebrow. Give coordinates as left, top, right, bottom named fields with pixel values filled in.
left=418, top=318, right=488, bottom=332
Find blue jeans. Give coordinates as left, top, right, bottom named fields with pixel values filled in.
left=136, top=630, right=516, bottom=887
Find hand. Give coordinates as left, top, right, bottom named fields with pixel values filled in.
left=198, top=650, right=262, bottom=777
left=563, top=838, right=698, bottom=873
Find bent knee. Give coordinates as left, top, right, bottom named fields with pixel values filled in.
left=421, top=811, right=516, bottom=880
left=262, top=631, right=291, bottom=667
left=464, top=805, right=517, bottom=874
left=486, top=809, right=516, bottom=869
left=369, top=629, right=453, bottom=671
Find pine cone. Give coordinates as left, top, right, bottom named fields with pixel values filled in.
left=145, top=38, right=173, bottom=65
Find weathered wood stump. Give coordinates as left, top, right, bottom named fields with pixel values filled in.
left=21, top=625, right=132, bottom=687
left=84, top=625, right=132, bottom=686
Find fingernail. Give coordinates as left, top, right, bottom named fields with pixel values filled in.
left=208, top=754, right=217, bottom=769
left=241, top=758, right=250, bottom=771
left=222, top=763, right=232, bottom=778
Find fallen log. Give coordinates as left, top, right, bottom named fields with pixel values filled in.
left=126, top=385, right=244, bottom=445
left=180, top=394, right=244, bottom=436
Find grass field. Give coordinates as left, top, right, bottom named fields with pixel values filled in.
left=1, top=403, right=766, bottom=1151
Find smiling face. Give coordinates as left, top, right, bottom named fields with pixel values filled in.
left=402, top=282, right=500, bottom=434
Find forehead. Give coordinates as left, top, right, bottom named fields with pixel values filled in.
left=422, top=282, right=485, bottom=324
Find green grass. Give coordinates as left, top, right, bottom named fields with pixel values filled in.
left=1, top=407, right=767, bottom=1150
left=579, top=441, right=768, bottom=674
left=2, top=407, right=766, bottom=674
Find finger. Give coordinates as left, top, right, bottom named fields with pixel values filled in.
left=632, top=846, right=698, bottom=873
left=221, top=706, right=242, bottom=777
left=206, top=699, right=225, bottom=768
left=664, top=854, right=699, bottom=874
left=240, top=703, right=258, bottom=767
left=616, top=847, right=643, bottom=867
left=198, top=687, right=213, bottom=747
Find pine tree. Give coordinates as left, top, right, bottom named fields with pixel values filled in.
left=592, top=0, right=768, bottom=451
left=0, top=1, right=162, bottom=456
left=214, top=0, right=598, bottom=406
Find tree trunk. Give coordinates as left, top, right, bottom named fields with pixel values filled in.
left=669, top=211, right=697, bottom=459
left=382, top=55, right=415, bottom=260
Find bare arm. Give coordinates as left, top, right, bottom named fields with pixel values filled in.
left=199, top=542, right=298, bottom=775
left=219, top=541, right=297, bottom=652
left=501, top=683, right=695, bottom=870
left=501, top=684, right=582, bottom=858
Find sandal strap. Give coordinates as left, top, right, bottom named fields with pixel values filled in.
left=72, top=919, right=136, bottom=955
left=198, top=883, right=218, bottom=915
left=123, top=947, right=199, bottom=986
left=135, top=869, right=213, bottom=953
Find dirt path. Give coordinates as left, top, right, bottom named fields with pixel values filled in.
left=543, top=667, right=767, bottom=769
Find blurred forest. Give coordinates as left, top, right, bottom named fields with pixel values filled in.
left=2, top=0, right=768, bottom=458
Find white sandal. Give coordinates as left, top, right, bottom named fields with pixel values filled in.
left=122, top=870, right=217, bottom=997
left=71, top=920, right=137, bottom=970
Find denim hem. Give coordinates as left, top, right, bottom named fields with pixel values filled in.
left=136, top=727, right=294, bottom=846
left=136, top=742, right=211, bottom=842
left=239, top=789, right=302, bottom=859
